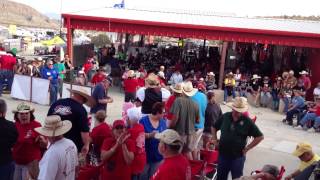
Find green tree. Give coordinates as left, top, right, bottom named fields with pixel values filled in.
left=91, top=34, right=111, bottom=48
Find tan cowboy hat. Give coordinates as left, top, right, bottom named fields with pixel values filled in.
left=226, top=97, right=249, bottom=113
left=252, top=74, right=261, bottom=80
left=127, top=70, right=135, bottom=78
left=34, top=115, right=72, bottom=137
left=226, top=72, right=234, bottom=77
left=182, top=81, right=198, bottom=97
left=299, top=70, right=308, bottom=75
left=207, top=72, right=215, bottom=76
left=67, top=88, right=96, bottom=107
left=170, top=83, right=183, bottom=94
left=145, top=73, right=160, bottom=88
left=12, top=103, right=35, bottom=113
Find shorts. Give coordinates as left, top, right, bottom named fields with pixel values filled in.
left=181, top=129, right=203, bottom=152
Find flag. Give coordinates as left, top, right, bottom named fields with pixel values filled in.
left=113, top=0, right=125, bottom=9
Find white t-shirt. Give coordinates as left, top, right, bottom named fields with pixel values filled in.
left=314, top=87, right=320, bottom=96
left=169, top=73, right=183, bottom=85
left=38, top=138, right=78, bottom=180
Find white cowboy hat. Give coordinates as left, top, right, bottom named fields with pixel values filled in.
left=36, top=57, right=43, bottom=61
left=299, top=70, right=308, bottom=75
left=145, top=73, right=160, bottom=88
left=67, top=88, right=96, bottom=107
left=207, top=72, right=215, bottom=76
left=182, top=81, right=198, bottom=97
left=34, top=115, right=72, bottom=137
left=226, top=97, right=249, bottom=113
left=170, top=83, right=183, bottom=94
left=127, top=70, right=135, bottom=78
left=252, top=74, right=261, bottom=80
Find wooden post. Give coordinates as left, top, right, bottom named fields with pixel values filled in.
left=218, top=41, right=228, bottom=89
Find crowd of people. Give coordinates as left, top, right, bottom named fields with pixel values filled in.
left=1, top=44, right=320, bottom=180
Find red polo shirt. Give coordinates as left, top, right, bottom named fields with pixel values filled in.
left=0, top=55, right=16, bottom=70
left=91, top=73, right=106, bottom=85
left=124, top=78, right=139, bottom=93
left=12, top=121, right=42, bottom=165
left=101, top=137, right=135, bottom=180
left=151, top=154, right=191, bottom=180
left=137, top=78, right=145, bottom=87
left=128, top=124, right=146, bottom=174
left=90, top=123, right=112, bottom=153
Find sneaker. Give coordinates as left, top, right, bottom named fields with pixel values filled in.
left=294, top=126, right=303, bottom=130
left=307, top=128, right=316, bottom=133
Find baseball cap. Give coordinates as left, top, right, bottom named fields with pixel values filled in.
left=292, top=142, right=313, bottom=157
left=112, top=120, right=125, bottom=129
left=155, top=129, right=183, bottom=146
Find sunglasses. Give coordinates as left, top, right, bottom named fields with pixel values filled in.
left=115, top=126, right=125, bottom=130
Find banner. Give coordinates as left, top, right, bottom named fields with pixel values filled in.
left=11, top=74, right=31, bottom=101
left=11, top=75, right=50, bottom=105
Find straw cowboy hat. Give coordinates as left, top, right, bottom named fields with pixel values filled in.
left=182, top=81, right=198, bottom=97
left=292, top=142, right=313, bottom=157
left=226, top=72, right=234, bottom=77
left=145, top=73, right=160, bottom=88
left=12, top=103, right=35, bottom=113
left=252, top=74, right=261, bottom=80
left=207, top=72, right=215, bottom=76
left=67, top=88, right=96, bottom=107
left=34, top=115, right=72, bottom=137
left=170, top=83, right=183, bottom=94
left=226, top=97, right=249, bottom=113
left=127, top=70, right=135, bottom=78
left=289, top=70, right=295, bottom=75
left=299, top=70, right=309, bottom=75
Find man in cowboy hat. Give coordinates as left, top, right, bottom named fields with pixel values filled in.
left=0, top=99, right=18, bottom=180
left=35, top=115, right=78, bottom=180
left=136, top=73, right=170, bottom=116
left=168, top=81, right=199, bottom=159
left=212, top=97, right=264, bottom=180
left=48, top=87, right=96, bottom=155
left=205, top=72, right=217, bottom=90
left=224, top=72, right=236, bottom=103
left=90, top=75, right=114, bottom=129
left=299, top=70, right=311, bottom=91
left=285, top=142, right=320, bottom=180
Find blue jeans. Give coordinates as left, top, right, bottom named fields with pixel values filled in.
left=224, top=88, right=236, bottom=101
left=217, top=155, right=246, bottom=180
left=0, top=70, right=14, bottom=96
left=0, top=161, right=15, bottom=180
left=283, top=97, right=291, bottom=113
left=140, top=161, right=161, bottom=180
left=273, top=99, right=279, bottom=110
left=300, top=113, right=320, bottom=128
left=13, top=164, right=29, bottom=180
left=49, top=83, right=59, bottom=105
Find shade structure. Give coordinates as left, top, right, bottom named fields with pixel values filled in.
left=41, top=36, right=65, bottom=46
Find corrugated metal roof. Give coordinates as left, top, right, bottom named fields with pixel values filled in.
left=65, top=7, right=320, bottom=35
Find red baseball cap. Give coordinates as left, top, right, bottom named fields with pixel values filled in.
left=112, top=120, right=125, bottom=129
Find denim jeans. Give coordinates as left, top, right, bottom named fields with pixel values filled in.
left=0, top=161, right=15, bottom=180
left=0, top=70, right=14, bottom=96
left=286, top=108, right=301, bottom=123
left=13, top=164, right=29, bottom=180
left=283, top=97, right=291, bottom=113
left=224, top=88, right=236, bottom=101
left=300, top=113, right=320, bottom=128
left=273, top=100, right=279, bottom=110
left=58, top=78, right=64, bottom=98
left=49, top=83, right=59, bottom=105
left=217, top=155, right=246, bottom=180
left=140, top=161, right=161, bottom=180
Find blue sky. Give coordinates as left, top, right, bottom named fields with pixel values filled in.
left=12, top=0, right=320, bottom=17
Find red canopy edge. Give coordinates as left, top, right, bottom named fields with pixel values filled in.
left=62, top=13, right=320, bottom=48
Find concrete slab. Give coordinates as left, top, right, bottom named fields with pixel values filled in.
left=272, top=140, right=297, bottom=154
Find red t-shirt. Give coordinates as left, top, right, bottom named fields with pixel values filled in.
left=101, top=137, right=135, bottom=180
left=12, top=121, right=42, bottom=165
left=83, top=62, right=93, bottom=74
left=90, top=123, right=111, bottom=153
left=315, top=106, right=320, bottom=116
left=128, top=124, right=146, bottom=174
left=124, top=78, right=139, bottom=93
left=0, top=55, right=16, bottom=70
left=137, top=78, right=145, bottom=87
left=302, top=76, right=311, bottom=90
left=165, top=95, right=176, bottom=120
left=151, top=154, right=191, bottom=180
left=91, top=73, right=106, bottom=85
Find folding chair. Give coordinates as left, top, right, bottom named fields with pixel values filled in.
left=200, top=149, right=219, bottom=180
left=189, top=160, right=206, bottom=180
left=251, top=165, right=285, bottom=180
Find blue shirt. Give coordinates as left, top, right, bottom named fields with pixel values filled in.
left=139, top=116, right=166, bottom=163
left=90, top=83, right=108, bottom=113
left=41, top=66, right=59, bottom=84
left=292, top=96, right=305, bottom=109
left=191, top=91, right=207, bottom=129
